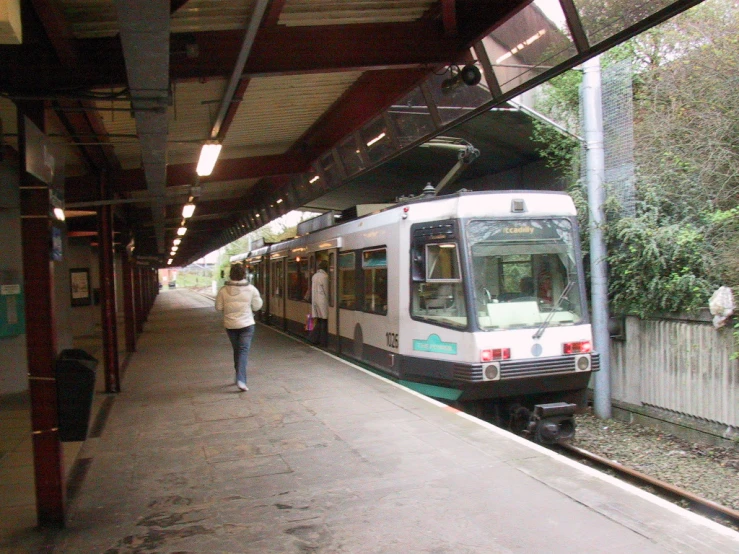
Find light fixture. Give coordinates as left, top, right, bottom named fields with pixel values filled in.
left=366, top=132, right=386, bottom=147
left=196, top=142, right=222, bottom=177
left=53, top=208, right=66, bottom=221
left=171, top=245, right=178, bottom=251
left=309, top=175, right=320, bottom=184
left=276, top=198, right=283, bottom=204
left=495, top=29, right=546, bottom=64
left=167, top=259, right=173, bottom=265
left=173, top=238, right=181, bottom=246
left=177, top=227, right=187, bottom=236
left=441, top=64, right=481, bottom=94
left=182, top=203, right=196, bottom=218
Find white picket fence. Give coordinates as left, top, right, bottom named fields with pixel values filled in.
left=609, top=312, right=738, bottom=428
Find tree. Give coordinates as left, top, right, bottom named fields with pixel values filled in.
left=532, top=0, right=739, bottom=315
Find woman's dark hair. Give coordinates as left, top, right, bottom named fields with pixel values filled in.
left=229, top=264, right=246, bottom=281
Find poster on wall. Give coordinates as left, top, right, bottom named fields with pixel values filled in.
left=51, top=225, right=63, bottom=261
left=70, top=268, right=91, bottom=306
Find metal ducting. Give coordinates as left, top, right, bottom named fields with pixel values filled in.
left=114, top=0, right=170, bottom=255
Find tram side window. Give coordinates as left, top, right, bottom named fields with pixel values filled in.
left=362, top=248, right=387, bottom=315
left=287, top=258, right=310, bottom=301
left=299, top=257, right=310, bottom=301
left=272, top=260, right=284, bottom=297
left=338, top=252, right=356, bottom=309
left=287, top=260, right=300, bottom=300
left=411, top=242, right=467, bottom=329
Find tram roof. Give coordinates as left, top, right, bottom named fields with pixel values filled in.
left=0, top=0, right=703, bottom=266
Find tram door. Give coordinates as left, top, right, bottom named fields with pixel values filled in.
left=249, top=260, right=265, bottom=322
left=270, top=257, right=287, bottom=329
left=312, top=249, right=338, bottom=352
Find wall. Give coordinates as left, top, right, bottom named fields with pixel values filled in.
left=0, top=160, right=27, bottom=393
left=609, top=312, right=738, bottom=442
left=463, top=159, right=566, bottom=192
left=65, top=238, right=99, bottom=339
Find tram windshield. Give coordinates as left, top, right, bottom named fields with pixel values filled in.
left=466, top=218, right=585, bottom=330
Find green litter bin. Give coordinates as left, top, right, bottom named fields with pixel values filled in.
left=56, top=349, right=98, bottom=442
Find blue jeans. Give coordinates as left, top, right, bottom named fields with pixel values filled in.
left=226, top=325, right=255, bottom=385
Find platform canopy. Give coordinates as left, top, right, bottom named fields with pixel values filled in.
left=0, top=0, right=703, bottom=265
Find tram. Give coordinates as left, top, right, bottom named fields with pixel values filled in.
left=232, top=189, right=599, bottom=443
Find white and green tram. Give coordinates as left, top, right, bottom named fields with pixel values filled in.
left=233, top=189, right=599, bottom=443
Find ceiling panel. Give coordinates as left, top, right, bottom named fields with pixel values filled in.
left=223, top=71, right=363, bottom=157
left=279, top=0, right=436, bottom=26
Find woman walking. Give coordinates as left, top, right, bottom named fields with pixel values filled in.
left=216, top=264, right=263, bottom=391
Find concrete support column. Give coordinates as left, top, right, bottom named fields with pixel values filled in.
left=98, top=172, right=120, bottom=393
left=583, top=56, right=612, bottom=419
left=18, top=103, right=65, bottom=526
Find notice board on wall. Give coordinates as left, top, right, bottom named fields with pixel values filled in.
left=0, top=270, right=25, bottom=337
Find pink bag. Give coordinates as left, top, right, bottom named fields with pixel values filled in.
left=305, top=314, right=315, bottom=332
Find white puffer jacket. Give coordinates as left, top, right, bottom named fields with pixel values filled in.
left=215, top=280, right=263, bottom=329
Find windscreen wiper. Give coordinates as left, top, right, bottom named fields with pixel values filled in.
left=532, top=282, right=574, bottom=340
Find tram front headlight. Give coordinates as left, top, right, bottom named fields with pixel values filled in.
left=482, top=363, right=500, bottom=381
left=575, top=355, right=591, bottom=371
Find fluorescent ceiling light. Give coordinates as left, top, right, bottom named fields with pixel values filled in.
left=196, top=143, right=222, bottom=177
left=167, top=259, right=173, bottom=265
left=495, top=29, right=546, bottom=64
left=173, top=238, right=181, bottom=246
left=182, top=203, right=196, bottom=218
left=276, top=198, right=283, bottom=204
left=309, top=175, right=320, bottom=184
left=366, top=132, right=386, bottom=147
left=171, top=245, right=178, bottom=251
left=53, top=208, right=66, bottom=221
left=177, top=227, right=187, bottom=236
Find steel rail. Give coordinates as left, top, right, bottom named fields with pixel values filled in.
left=556, top=442, right=739, bottom=527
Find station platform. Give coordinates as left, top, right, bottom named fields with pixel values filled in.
left=4, top=288, right=739, bottom=553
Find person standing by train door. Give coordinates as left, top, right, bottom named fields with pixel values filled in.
left=311, top=260, right=329, bottom=347
left=216, top=264, right=263, bottom=391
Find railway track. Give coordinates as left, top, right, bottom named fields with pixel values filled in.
left=552, top=442, right=739, bottom=530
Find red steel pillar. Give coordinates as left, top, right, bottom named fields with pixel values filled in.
left=98, top=172, right=120, bottom=393
left=121, top=247, right=137, bottom=353
left=18, top=103, right=65, bottom=526
left=133, top=264, right=143, bottom=334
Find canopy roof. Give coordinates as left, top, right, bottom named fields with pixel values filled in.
left=0, top=0, right=702, bottom=265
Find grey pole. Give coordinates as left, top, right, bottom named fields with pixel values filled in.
left=582, top=56, right=612, bottom=419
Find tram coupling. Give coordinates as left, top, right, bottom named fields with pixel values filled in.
left=519, top=402, right=577, bottom=444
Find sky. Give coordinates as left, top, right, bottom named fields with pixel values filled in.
left=534, top=0, right=567, bottom=28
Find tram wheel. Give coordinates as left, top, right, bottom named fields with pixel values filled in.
left=509, top=405, right=531, bottom=436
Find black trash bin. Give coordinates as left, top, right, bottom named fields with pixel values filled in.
left=56, top=349, right=98, bottom=442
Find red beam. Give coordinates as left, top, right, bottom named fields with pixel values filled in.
left=52, top=100, right=120, bottom=173
left=170, top=0, right=189, bottom=14
left=216, top=79, right=250, bottom=142
left=441, top=0, right=458, bottom=37
left=30, top=0, right=78, bottom=67
left=291, top=68, right=431, bottom=154
left=3, top=5, right=520, bottom=91
left=262, top=0, right=287, bottom=27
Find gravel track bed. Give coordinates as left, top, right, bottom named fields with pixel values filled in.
left=571, top=410, right=739, bottom=527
